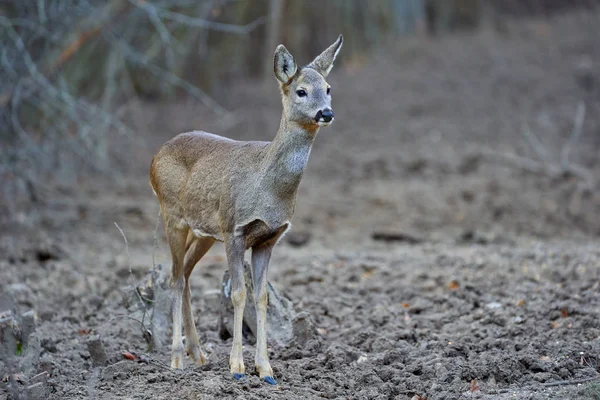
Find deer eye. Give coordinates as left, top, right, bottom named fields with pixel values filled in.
left=296, top=89, right=307, bottom=97
left=327, top=87, right=331, bottom=95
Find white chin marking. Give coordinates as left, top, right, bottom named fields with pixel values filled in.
left=317, top=120, right=333, bottom=127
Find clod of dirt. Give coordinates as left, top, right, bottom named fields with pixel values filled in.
left=0, top=310, right=19, bottom=363
left=286, top=231, right=312, bottom=247
left=292, top=312, right=317, bottom=347
left=87, top=335, right=108, bottom=367
left=6, top=283, right=36, bottom=309
left=371, top=230, right=424, bottom=244
left=0, top=290, right=38, bottom=370
left=459, top=230, right=490, bottom=245
left=20, top=311, right=35, bottom=348
left=219, top=262, right=299, bottom=347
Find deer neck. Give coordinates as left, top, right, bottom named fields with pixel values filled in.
left=261, top=116, right=318, bottom=199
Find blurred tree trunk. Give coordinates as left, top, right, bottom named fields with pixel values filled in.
left=264, top=0, right=284, bottom=80
left=425, top=0, right=481, bottom=35
left=392, top=0, right=426, bottom=35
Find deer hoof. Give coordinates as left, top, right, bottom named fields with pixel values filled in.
left=233, top=373, right=245, bottom=380
left=263, top=376, right=277, bottom=385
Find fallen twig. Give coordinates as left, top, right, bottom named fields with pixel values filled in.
left=371, top=230, right=423, bottom=244
left=542, top=375, right=599, bottom=387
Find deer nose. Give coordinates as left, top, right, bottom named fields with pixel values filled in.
left=316, top=108, right=334, bottom=123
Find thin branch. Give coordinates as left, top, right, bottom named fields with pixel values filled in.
left=131, top=0, right=266, bottom=34
left=480, top=102, right=594, bottom=189
left=522, top=123, right=551, bottom=164
left=480, top=148, right=594, bottom=186
left=561, top=101, right=586, bottom=169
left=109, top=33, right=229, bottom=115
left=1, top=17, right=133, bottom=136
left=114, top=222, right=150, bottom=307
left=479, top=149, right=560, bottom=175
left=95, top=313, right=149, bottom=333
left=0, top=3, right=131, bottom=108
left=542, top=375, right=599, bottom=387
left=131, top=0, right=175, bottom=70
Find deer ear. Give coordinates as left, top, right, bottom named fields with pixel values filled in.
left=274, top=45, right=297, bottom=84
left=307, top=35, right=343, bottom=78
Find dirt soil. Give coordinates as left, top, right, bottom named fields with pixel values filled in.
left=2, top=10, right=600, bottom=400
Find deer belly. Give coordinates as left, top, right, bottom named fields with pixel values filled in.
left=188, top=219, right=223, bottom=241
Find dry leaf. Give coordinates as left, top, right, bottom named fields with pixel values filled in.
left=361, top=270, right=375, bottom=280
left=550, top=321, right=561, bottom=329
left=516, top=299, right=525, bottom=307
left=561, top=309, right=568, bottom=318
left=448, top=280, right=459, bottom=290
left=316, top=327, right=328, bottom=336
left=78, top=328, right=92, bottom=335
left=122, top=351, right=136, bottom=360
left=470, top=379, right=480, bottom=392
left=402, top=302, right=410, bottom=309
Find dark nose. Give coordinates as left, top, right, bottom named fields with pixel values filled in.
left=317, top=108, right=334, bottom=123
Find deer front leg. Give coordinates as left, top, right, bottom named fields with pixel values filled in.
left=225, top=233, right=246, bottom=380
left=251, top=244, right=276, bottom=385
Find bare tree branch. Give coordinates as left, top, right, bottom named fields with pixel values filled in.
left=480, top=102, right=594, bottom=189
left=130, top=0, right=266, bottom=34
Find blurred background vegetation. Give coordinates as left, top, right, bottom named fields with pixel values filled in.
left=0, top=0, right=598, bottom=218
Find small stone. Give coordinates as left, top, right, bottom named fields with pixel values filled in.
left=86, top=335, right=108, bottom=367
left=0, top=310, right=19, bottom=361
left=7, top=283, right=35, bottom=308
left=485, top=302, right=502, bottom=310
left=292, top=312, right=316, bottom=347
left=356, top=354, right=368, bottom=364
left=21, top=310, right=36, bottom=347
left=533, top=372, right=553, bottom=383
left=286, top=231, right=311, bottom=247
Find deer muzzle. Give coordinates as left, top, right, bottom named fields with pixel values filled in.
left=315, top=108, right=334, bottom=124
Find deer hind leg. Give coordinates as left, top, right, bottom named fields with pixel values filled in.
left=251, top=244, right=276, bottom=384
left=182, top=234, right=215, bottom=366
left=225, top=233, right=247, bottom=379
left=164, top=219, right=189, bottom=369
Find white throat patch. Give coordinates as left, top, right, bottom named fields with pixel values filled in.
left=286, top=146, right=311, bottom=175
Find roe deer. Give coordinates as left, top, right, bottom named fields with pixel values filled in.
left=149, top=35, right=343, bottom=385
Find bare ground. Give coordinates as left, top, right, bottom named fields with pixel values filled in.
left=2, top=10, right=600, bottom=400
